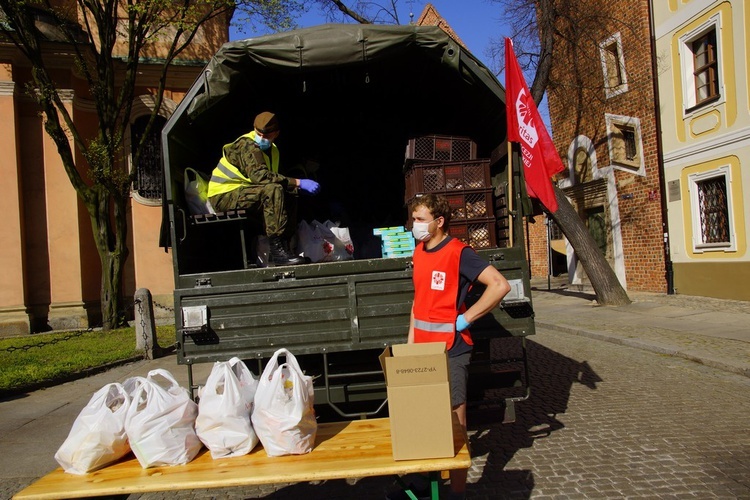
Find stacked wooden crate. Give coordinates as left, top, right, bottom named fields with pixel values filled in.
left=404, top=135, right=499, bottom=249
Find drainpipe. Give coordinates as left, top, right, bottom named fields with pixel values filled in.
left=648, top=1, right=675, bottom=294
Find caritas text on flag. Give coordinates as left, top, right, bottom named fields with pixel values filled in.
left=505, top=37, right=565, bottom=213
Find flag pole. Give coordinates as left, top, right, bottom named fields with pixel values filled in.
left=507, top=141, right=514, bottom=247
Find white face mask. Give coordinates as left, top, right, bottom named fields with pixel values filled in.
left=412, top=221, right=433, bottom=242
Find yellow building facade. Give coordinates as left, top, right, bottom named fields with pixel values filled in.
left=0, top=4, right=230, bottom=333
left=653, top=0, right=750, bottom=300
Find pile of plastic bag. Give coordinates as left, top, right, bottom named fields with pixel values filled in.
left=54, top=348, right=317, bottom=474
left=297, top=219, right=354, bottom=263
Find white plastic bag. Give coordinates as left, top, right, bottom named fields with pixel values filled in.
left=252, top=349, right=317, bottom=457
left=324, top=220, right=355, bottom=260
left=124, top=368, right=202, bottom=468
left=196, top=357, right=260, bottom=458
left=296, top=220, right=327, bottom=263
left=184, top=167, right=215, bottom=215
left=312, top=220, right=339, bottom=262
left=54, top=383, right=131, bottom=475
left=122, top=376, right=146, bottom=398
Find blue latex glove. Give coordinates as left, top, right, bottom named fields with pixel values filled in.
left=456, top=314, right=471, bottom=332
left=299, top=179, right=320, bottom=195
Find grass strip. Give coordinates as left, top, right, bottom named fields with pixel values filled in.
left=0, top=326, right=175, bottom=392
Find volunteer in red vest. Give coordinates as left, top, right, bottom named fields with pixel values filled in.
left=407, top=193, right=511, bottom=500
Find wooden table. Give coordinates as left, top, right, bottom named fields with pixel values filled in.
left=14, top=417, right=470, bottom=499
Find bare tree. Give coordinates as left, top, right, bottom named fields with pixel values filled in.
left=488, top=0, right=632, bottom=305
left=0, top=0, right=302, bottom=329
left=315, top=0, right=401, bottom=24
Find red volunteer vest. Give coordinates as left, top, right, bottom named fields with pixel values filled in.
left=412, top=237, right=473, bottom=349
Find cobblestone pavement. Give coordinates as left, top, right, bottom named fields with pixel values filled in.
left=465, top=328, right=750, bottom=499
left=67, top=328, right=749, bottom=500
left=6, top=280, right=750, bottom=500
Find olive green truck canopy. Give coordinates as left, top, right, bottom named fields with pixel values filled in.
left=185, top=23, right=507, bottom=145
left=161, top=25, right=533, bottom=416
left=162, top=24, right=509, bottom=241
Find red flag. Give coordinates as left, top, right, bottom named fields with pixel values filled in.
left=505, top=38, right=564, bottom=213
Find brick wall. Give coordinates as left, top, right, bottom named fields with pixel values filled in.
left=534, top=0, right=666, bottom=293
left=416, top=4, right=468, bottom=49
left=526, top=217, right=551, bottom=277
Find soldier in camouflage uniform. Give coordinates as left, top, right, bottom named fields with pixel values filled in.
left=208, top=112, right=321, bottom=266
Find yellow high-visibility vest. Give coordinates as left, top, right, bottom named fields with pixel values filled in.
left=207, top=130, right=279, bottom=197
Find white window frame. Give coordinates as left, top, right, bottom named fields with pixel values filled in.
left=678, top=14, right=723, bottom=115
left=598, top=32, right=628, bottom=99
left=604, top=114, right=645, bottom=176
left=688, top=166, right=735, bottom=252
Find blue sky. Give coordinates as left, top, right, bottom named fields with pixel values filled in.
left=228, top=1, right=550, bottom=125
left=230, top=1, right=508, bottom=71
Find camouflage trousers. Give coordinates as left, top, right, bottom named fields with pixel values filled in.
left=210, top=183, right=297, bottom=238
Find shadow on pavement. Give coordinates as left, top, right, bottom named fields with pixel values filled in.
left=466, top=338, right=602, bottom=498
left=531, top=285, right=597, bottom=301
left=254, top=476, right=396, bottom=499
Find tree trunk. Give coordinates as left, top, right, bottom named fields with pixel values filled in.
left=549, top=185, right=631, bottom=306
left=89, top=188, right=130, bottom=330
left=100, top=250, right=125, bottom=330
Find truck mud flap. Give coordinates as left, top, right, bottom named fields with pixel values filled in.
left=466, top=337, right=531, bottom=424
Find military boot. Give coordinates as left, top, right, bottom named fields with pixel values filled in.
left=269, top=236, right=304, bottom=266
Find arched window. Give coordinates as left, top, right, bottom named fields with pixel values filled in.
left=131, top=115, right=166, bottom=203
left=573, top=147, right=593, bottom=184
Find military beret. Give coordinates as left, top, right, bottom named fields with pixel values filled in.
left=254, top=112, right=280, bottom=134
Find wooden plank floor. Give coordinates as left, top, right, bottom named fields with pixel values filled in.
left=14, top=418, right=470, bottom=500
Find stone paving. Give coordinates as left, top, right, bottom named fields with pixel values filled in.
left=4, top=280, right=750, bottom=499
left=124, top=327, right=750, bottom=499
left=465, top=328, right=750, bottom=499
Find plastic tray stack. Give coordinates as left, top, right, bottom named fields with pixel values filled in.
left=405, top=135, right=477, bottom=163
left=373, top=226, right=415, bottom=258
left=404, top=135, right=497, bottom=249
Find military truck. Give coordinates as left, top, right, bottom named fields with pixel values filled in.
left=161, top=24, right=535, bottom=421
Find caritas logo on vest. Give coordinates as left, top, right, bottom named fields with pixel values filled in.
left=431, top=271, right=446, bottom=291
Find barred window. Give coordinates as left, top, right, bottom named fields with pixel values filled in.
left=623, top=127, right=637, bottom=161
left=689, top=166, right=734, bottom=252
left=131, top=115, right=166, bottom=202
left=605, top=114, right=643, bottom=175
left=697, top=177, right=729, bottom=244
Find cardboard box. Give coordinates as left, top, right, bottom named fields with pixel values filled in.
left=379, top=343, right=455, bottom=460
